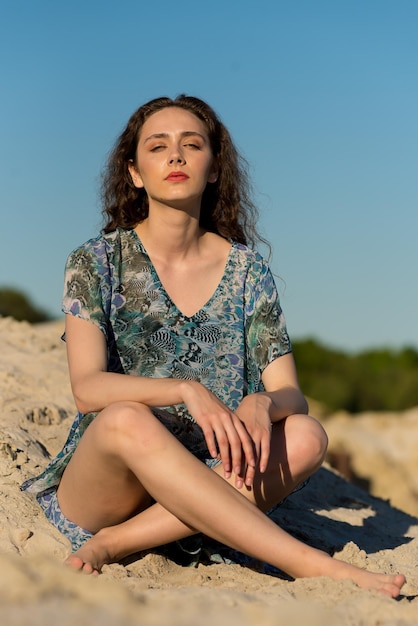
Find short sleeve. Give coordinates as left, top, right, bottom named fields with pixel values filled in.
left=61, top=238, right=110, bottom=336
left=244, top=256, right=292, bottom=390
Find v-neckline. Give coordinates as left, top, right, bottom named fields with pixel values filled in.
left=130, top=229, right=235, bottom=320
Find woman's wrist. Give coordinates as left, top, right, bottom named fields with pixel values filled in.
left=258, top=389, right=308, bottom=422
left=178, top=379, right=202, bottom=404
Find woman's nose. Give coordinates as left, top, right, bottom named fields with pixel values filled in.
left=168, top=147, right=185, bottom=165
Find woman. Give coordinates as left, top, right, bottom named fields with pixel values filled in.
left=22, top=95, right=405, bottom=597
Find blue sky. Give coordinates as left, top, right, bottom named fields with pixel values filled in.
left=1, top=0, right=417, bottom=352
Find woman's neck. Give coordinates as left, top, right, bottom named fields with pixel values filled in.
left=135, top=212, right=205, bottom=263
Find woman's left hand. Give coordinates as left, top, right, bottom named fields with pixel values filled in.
left=234, top=393, right=273, bottom=487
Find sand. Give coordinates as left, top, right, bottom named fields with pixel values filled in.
left=0, top=316, right=417, bottom=625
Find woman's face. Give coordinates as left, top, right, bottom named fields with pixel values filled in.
left=128, top=107, right=218, bottom=211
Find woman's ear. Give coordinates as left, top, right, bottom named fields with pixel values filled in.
left=128, top=161, right=144, bottom=188
left=207, top=161, right=219, bottom=184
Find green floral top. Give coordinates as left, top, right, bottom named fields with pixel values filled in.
left=23, top=228, right=292, bottom=494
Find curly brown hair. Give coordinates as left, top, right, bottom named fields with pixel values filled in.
left=101, top=94, right=266, bottom=249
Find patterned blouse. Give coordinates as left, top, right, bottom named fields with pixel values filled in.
left=23, top=228, right=292, bottom=495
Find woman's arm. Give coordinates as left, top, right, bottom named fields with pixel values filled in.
left=236, top=353, right=308, bottom=428
left=65, top=314, right=188, bottom=414
left=260, top=352, right=309, bottom=421
left=234, top=352, right=308, bottom=479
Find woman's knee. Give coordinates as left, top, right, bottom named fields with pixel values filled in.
left=285, top=414, right=328, bottom=469
left=90, top=401, right=162, bottom=453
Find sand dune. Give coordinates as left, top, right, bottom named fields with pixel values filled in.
left=1, top=317, right=417, bottom=625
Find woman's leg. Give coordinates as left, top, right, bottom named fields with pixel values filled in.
left=58, top=402, right=405, bottom=596
left=58, top=409, right=324, bottom=547
left=62, top=413, right=326, bottom=570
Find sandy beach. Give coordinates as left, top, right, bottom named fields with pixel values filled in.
left=1, top=316, right=417, bottom=625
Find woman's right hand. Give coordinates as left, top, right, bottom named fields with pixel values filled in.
left=180, top=381, right=256, bottom=487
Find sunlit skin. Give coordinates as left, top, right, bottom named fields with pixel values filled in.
left=56, top=106, right=405, bottom=597
left=128, top=107, right=218, bottom=217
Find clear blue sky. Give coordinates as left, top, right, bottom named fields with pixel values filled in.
left=1, top=0, right=417, bottom=352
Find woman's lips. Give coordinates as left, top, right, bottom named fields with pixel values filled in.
left=165, top=172, right=189, bottom=181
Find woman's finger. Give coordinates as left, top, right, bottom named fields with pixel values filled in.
left=213, top=424, right=234, bottom=478
left=258, top=423, right=272, bottom=473
left=200, top=423, right=220, bottom=461
left=244, top=461, right=256, bottom=487
left=232, top=415, right=256, bottom=469
left=218, top=416, right=248, bottom=480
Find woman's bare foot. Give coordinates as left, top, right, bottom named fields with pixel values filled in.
left=65, top=531, right=113, bottom=575
left=66, top=554, right=100, bottom=575
left=332, top=559, right=406, bottom=598
left=352, top=570, right=406, bottom=598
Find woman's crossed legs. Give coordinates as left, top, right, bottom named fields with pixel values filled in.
left=56, top=402, right=405, bottom=597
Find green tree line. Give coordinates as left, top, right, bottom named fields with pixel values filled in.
left=292, top=339, right=418, bottom=413
left=0, top=287, right=51, bottom=324
left=1, top=287, right=417, bottom=413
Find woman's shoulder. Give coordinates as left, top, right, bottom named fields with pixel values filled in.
left=205, top=231, right=265, bottom=263
left=67, top=228, right=130, bottom=259
left=231, top=240, right=270, bottom=273
left=202, top=233, right=268, bottom=277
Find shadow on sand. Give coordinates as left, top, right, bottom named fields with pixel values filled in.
left=270, top=465, right=418, bottom=555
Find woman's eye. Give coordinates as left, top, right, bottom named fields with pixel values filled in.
left=150, top=145, right=165, bottom=152
left=185, top=143, right=201, bottom=150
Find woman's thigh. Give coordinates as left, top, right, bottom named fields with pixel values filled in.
left=57, top=402, right=157, bottom=533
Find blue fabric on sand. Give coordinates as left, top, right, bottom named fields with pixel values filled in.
left=36, top=488, right=93, bottom=551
